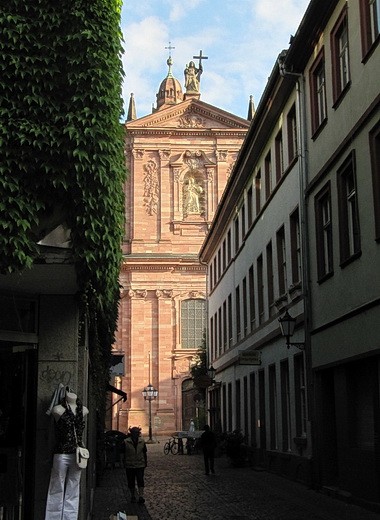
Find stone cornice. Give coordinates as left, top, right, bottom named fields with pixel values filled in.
left=126, top=129, right=247, bottom=138
left=121, top=263, right=207, bottom=273
left=126, top=99, right=250, bottom=131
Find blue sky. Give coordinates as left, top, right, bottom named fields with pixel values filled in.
left=120, top=0, right=310, bottom=121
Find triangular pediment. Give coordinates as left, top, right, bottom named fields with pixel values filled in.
left=125, top=99, right=250, bottom=131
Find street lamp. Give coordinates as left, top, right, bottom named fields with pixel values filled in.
left=208, top=365, right=216, bottom=383
left=142, top=383, right=158, bottom=442
left=278, top=310, right=305, bottom=350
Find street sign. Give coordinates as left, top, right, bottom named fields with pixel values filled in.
left=238, top=350, right=261, bottom=365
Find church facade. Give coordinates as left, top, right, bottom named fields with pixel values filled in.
left=110, top=57, right=250, bottom=435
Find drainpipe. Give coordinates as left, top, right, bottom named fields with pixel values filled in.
left=278, top=54, right=316, bottom=486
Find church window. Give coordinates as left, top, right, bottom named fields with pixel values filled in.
left=181, top=299, right=206, bottom=349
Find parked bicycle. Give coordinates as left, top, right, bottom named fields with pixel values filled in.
left=163, top=436, right=179, bottom=455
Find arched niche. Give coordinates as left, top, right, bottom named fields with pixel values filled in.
left=170, top=150, right=216, bottom=224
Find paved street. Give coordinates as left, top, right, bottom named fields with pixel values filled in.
left=92, top=438, right=380, bottom=520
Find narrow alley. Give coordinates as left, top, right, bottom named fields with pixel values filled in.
left=92, top=439, right=380, bottom=520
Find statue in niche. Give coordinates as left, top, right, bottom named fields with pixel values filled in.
left=183, top=175, right=203, bottom=217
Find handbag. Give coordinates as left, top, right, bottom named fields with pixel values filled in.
left=76, top=446, right=90, bottom=469
left=72, top=416, right=90, bottom=469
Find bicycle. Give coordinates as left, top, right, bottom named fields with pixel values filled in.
left=163, top=436, right=179, bottom=455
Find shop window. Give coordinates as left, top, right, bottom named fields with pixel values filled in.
left=235, top=379, right=241, bottom=431
left=250, top=372, right=257, bottom=447
left=281, top=360, right=292, bottom=452
left=294, top=353, right=307, bottom=437
left=269, top=364, right=278, bottom=450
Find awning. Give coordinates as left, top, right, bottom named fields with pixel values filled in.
left=107, top=383, right=127, bottom=402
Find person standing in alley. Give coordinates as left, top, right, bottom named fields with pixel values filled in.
left=124, top=426, right=147, bottom=503
left=200, top=424, right=217, bottom=475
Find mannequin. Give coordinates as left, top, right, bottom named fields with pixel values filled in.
left=45, top=389, right=89, bottom=520
left=51, top=391, right=89, bottom=421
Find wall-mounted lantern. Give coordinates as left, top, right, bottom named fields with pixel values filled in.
left=278, top=310, right=305, bottom=350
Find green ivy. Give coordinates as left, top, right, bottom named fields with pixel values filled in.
left=0, top=0, right=127, bottom=400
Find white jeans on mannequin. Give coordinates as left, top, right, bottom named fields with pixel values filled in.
left=45, top=453, right=82, bottom=520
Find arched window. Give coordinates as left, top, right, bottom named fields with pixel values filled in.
left=181, top=299, right=206, bottom=349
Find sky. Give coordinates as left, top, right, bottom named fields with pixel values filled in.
left=120, top=0, right=310, bottom=121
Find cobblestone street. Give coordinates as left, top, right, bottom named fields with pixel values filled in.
left=92, top=439, right=380, bottom=520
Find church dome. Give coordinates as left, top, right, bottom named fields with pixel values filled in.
left=156, top=57, right=183, bottom=110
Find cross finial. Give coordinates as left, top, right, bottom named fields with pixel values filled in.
left=165, top=41, right=175, bottom=58
left=193, top=50, right=208, bottom=69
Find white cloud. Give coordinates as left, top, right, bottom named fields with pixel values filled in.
left=254, top=0, right=307, bottom=33
left=165, top=0, right=206, bottom=22
left=121, top=16, right=170, bottom=117
left=120, top=0, right=310, bottom=120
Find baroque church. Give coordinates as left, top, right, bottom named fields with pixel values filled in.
left=110, top=52, right=251, bottom=435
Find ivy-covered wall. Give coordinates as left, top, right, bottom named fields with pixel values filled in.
left=0, top=0, right=127, bottom=394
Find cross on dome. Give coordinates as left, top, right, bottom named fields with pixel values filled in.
left=165, top=41, right=175, bottom=58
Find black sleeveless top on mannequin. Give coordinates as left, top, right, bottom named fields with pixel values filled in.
left=54, top=398, right=85, bottom=454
